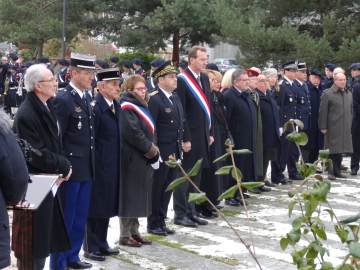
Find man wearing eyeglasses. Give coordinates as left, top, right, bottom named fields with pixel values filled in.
left=14, top=64, right=72, bottom=270
left=51, top=52, right=96, bottom=270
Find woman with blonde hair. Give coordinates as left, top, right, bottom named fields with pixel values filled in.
left=262, top=68, right=280, bottom=107
left=220, top=68, right=236, bottom=93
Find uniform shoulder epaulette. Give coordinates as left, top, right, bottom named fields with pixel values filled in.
left=149, top=90, right=158, bottom=96
left=56, top=90, right=67, bottom=97
left=90, top=100, right=97, bottom=107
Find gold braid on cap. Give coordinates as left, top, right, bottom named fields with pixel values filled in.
left=154, top=62, right=176, bottom=79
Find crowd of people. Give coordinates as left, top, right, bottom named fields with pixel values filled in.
left=0, top=46, right=360, bottom=270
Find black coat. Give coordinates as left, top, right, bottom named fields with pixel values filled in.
left=14, top=92, right=71, bottom=258
left=88, top=93, right=121, bottom=218
left=256, top=89, right=281, bottom=150
left=176, top=68, right=213, bottom=169
left=52, top=84, right=96, bottom=181
left=352, top=84, right=360, bottom=151
left=120, top=91, right=154, bottom=217
left=224, top=86, right=257, bottom=181
left=293, top=80, right=311, bottom=130
left=304, top=82, right=325, bottom=150
left=279, top=78, right=297, bottom=132
left=0, top=111, right=28, bottom=269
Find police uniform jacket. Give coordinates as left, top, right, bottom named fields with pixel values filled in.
left=293, top=80, right=311, bottom=130
left=134, top=67, right=147, bottom=80
left=322, top=76, right=333, bottom=89
left=224, top=86, right=257, bottom=181
left=319, top=84, right=353, bottom=154
left=176, top=68, right=213, bottom=169
left=352, top=83, right=360, bottom=151
left=13, top=92, right=71, bottom=259
left=52, top=83, right=95, bottom=181
left=147, top=77, right=158, bottom=93
left=0, top=111, right=28, bottom=269
left=8, top=72, right=19, bottom=88
left=57, top=68, right=70, bottom=89
left=279, top=78, right=296, bottom=132
left=88, top=93, right=121, bottom=218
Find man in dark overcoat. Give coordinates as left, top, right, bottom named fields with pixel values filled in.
left=14, top=64, right=72, bottom=270
left=303, top=69, right=325, bottom=163
left=147, top=61, right=183, bottom=235
left=51, top=52, right=96, bottom=270
left=271, top=60, right=298, bottom=185
left=83, top=68, right=121, bottom=260
left=173, top=46, right=214, bottom=227
left=351, top=76, right=360, bottom=175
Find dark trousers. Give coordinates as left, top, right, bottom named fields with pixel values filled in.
left=173, top=168, right=202, bottom=219
left=261, top=149, right=273, bottom=181
left=329, top=154, right=342, bottom=175
left=302, top=149, right=319, bottom=164
left=147, top=164, right=178, bottom=230
left=288, top=142, right=299, bottom=176
left=33, top=258, right=46, bottom=270
left=50, top=180, right=92, bottom=270
left=271, top=133, right=290, bottom=182
left=351, top=150, right=360, bottom=172
left=83, top=218, right=110, bottom=253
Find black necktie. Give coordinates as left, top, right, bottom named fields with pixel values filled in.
left=82, top=93, right=87, bottom=105
left=110, top=104, right=115, bottom=114
left=169, top=95, right=178, bottom=115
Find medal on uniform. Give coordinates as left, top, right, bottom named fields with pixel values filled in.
left=78, top=116, right=82, bottom=130
left=75, top=107, right=82, bottom=112
left=165, top=108, right=171, bottom=113
left=301, top=97, right=304, bottom=104
left=289, top=95, right=293, bottom=102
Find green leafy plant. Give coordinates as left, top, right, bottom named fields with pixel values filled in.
left=280, top=119, right=360, bottom=270
left=165, top=139, right=263, bottom=269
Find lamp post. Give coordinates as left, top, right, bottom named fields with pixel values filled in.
left=61, top=0, right=67, bottom=58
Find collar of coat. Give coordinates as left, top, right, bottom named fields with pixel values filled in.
left=330, top=84, right=348, bottom=93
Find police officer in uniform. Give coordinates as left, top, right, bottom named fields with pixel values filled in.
left=147, top=61, right=183, bottom=236
left=271, top=60, right=298, bottom=185
left=322, top=62, right=336, bottom=88
left=132, top=58, right=147, bottom=80
left=147, top=59, right=165, bottom=92
left=50, top=52, right=96, bottom=270
left=1, top=53, right=18, bottom=112
left=347, top=63, right=360, bottom=92
left=350, top=63, right=360, bottom=175
left=38, top=57, right=54, bottom=75
left=120, top=60, right=133, bottom=87
left=288, top=62, right=311, bottom=180
left=83, top=68, right=121, bottom=261
left=57, top=59, right=70, bottom=92
left=6, top=64, right=20, bottom=117
left=109, top=56, right=119, bottom=69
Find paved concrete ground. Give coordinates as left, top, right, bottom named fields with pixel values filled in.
left=6, top=156, right=360, bottom=269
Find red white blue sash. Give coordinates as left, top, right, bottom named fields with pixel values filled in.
left=120, top=101, right=154, bottom=134
left=178, top=72, right=211, bottom=129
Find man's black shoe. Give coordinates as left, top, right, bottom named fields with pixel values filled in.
left=264, top=181, right=276, bottom=187
left=249, top=188, right=261, bottom=194
left=235, top=196, right=248, bottom=205
left=100, top=248, right=119, bottom=255
left=68, top=261, right=92, bottom=269
left=225, top=198, right=240, bottom=206
left=174, top=216, right=198, bottom=227
left=189, top=214, right=208, bottom=225
left=258, top=186, right=271, bottom=192
left=197, top=210, right=219, bottom=218
left=272, top=178, right=292, bottom=185
left=147, top=227, right=167, bottom=236
left=162, top=226, right=175, bottom=234
left=289, top=174, right=304, bottom=180
left=84, top=251, right=105, bottom=261
left=243, top=193, right=251, bottom=199
left=351, top=170, right=357, bottom=175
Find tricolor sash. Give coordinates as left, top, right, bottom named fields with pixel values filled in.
left=120, top=100, right=154, bottom=134
left=178, top=72, right=211, bottom=129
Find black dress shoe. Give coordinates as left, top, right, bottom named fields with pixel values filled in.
left=264, top=181, right=276, bottom=187
left=289, top=174, right=304, bottom=180
left=189, top=214, right=208, bottom=225
left=235, top=196, right=248, bottom=205
left=272, top=178, right=292, bottom=185
left=68, top=261, right=92, bottom=269
left=100, top=248, right=119, bottom=255
left=207, top=205, right=223, bottom=211
left=225, top=198, right=240, bottom=206
left=249, top=188, right=261, bottom=194
left=351, top=170, right=357, bottom=175
left=162, top=226, right=175, bottom=234
left=258, top=186, right=271, bottom=192
left=147, top=228, right=167, bottom=236
left=335, top=173, right=348, bottom=179
left=84, top=251, right=105, bottom=261
left=216, top=205, right=224, bottom=210
left=197, top=210, right=219, bottom=218
left=174, top=216, right=198, bottom=227
left=243, top=193, right=250, bottom=199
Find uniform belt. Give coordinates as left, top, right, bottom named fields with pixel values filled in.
left=9, top=87, right=16, bottom=90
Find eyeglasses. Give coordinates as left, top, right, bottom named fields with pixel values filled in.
left=258, top=79, right=266, bottom=83
left=38, top=77, right=56, bottom=83
left=210, top=79, right=220, bottom=83
left=134, top=87, right=148, bottom=91
left=236, top=79, right=250, bottom=82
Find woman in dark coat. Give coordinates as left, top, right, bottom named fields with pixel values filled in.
left=119, top=74, right=159, bottom=247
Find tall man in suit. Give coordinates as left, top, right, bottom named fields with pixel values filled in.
left=83, top=68, right=121, bottom=261
left=147, top=61, right=184, bottom=236
left=51, top=52, right=96, bottom=270
left=271, top=60, right=298, bottom=185
left=173, top=46, right=214, bottom=227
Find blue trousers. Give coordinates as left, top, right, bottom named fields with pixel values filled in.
left=50, top=180, right=92, bottom=270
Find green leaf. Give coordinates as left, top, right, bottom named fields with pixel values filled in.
left=303, top=228, right=309, bottom=235
left=321, top=261, right=333, bottom=270
left=334, top=264, right=356, bottom=270
left=286, top=132, right=302, bottom=143
left=291, top=251, right=301, bottom=264
left=218, top=185, right=238, bottom=201
left=289, top=200, right=297, bottom=218
left=325, top=159, right=333, bottom=171
left=314, top=174, right=324, bottom=181
left=310, top=180, right=331, bottom=202
left=319, top=149, right=329, bottom=159
left=232, top=149, right=252, bottom=155
left=231, top=167, right=243, bottom=181
left=213, top=153, right=230, bottom=163
left=297, top=163, right=307, bottom=178
left=348, top=225, right=359, bottom=240
left=350, top=242, right=360, bottom=259
left=298, top=132, right=308, bottom=146
left=165, top=160, right=180, bottom=168
left=292, top=218, right=302, bottom=230
left=241, top=182, right=264, bottom=190
left=215, top=165, right=233, bottom=175
left=288, top=189, right=295, bottom=198
left=304, top=200, right=312, bottom=217
left=338, top=213, right=360, bottom=225
left=306, top=246, right=318, bottom=259
left=314, top=217, right=324, bottom=228
left=316, top=229, right=327, bottom=240
left=280, top=238, right=289, bottom=251
left=166, top=177, right=186, bottom=191
left=324, top=209, right=334, bottom=222
left=224, top=138, right=233, bottom=147
left=288, top=229, right=301, bottom=243
left=303, top=163, right=317, bottom=178
left=188, top=193, right=206, bottom=204
left=283, top=121, right=292, bottom=133
left=294, top=119, right=304, bottom=130
left=312, top=243, right=326, bottom=256
left=188, top=159, right=203, bottom=176
left=335, top=225, right=349, bottom=243
left=309, top=195, right=319, bottom=212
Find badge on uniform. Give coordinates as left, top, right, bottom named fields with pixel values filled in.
left=301, top=97, right=304, bottom=104
left=77, top=116, right=82, bottom=130
left=75, top=107, right=82, bottom=112
left=165, top=108, right=171, bottom=113
left=289, top=95, right=293, bottom=102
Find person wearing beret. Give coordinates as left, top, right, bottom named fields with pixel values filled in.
left=57, top=59, right=70, bottom=92
left=347, top=63, right=360, bottom=92
left=350, top=63, right=360, bottom=175
left=83, top=68, right=121, bottom=261
left=322, top=62, right=336, bottom=88
left=147, top=59, right=164, bottom=92
left=147, top=61, right=184, bottom=235
left=205, top=63, right=219, bottom=71
left=178, top=61, right=187, bottom=73
left=109, top=56, right=121, bottom=78
left=38, top=57, right=54, bottom=75
left=51, top=52, right=96, bottom=270
left=132, top=58, right=147, bottom=80
left=5, top=64, right=20, bottom=117
left=120, top=59, right=133, bottom=87
left=271, top=60, right=298, bottom=185
left=1, top=53, right=18, bottom=112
